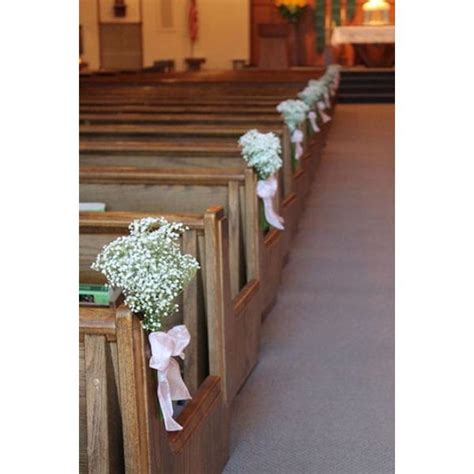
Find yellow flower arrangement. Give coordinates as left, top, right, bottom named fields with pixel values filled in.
left=275, top=0, right=308, bottom=6
left=274, top=0, right=308, bottom=22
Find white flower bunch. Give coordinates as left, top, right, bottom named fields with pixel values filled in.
left=321, top=64, right=342, bottom=86
left=238, top=129, right=283, bottom=181
left=276, top=99, right=309, bottom=132
left=91, top=217, right=200, bottom=332
left=298, top=84, right=326, bottom=108
left=327, top=64, right=342, bottom=75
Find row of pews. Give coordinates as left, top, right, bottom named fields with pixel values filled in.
left=79, top=69, right=337, bottom=473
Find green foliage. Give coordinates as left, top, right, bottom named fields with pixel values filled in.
left=332, top=0, right=341, bottom=26
left=347, top=0, right=356, bottom=21
left=277, top=5, right=307, bottom=23
left=314, top=0, right=326, bottom=53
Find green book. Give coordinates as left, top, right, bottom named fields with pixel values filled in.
left=79, top=284, right=109, bottom=305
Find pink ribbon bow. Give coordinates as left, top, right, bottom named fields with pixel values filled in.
left=291, top=129, right=304, bottom=160
left=256, top=175, right=285, bottom=230
left=308, top=111, right=320, bottom=133
left=317, top=101, right=332, bottom=124
left=149, top=325, right=192, bottom=431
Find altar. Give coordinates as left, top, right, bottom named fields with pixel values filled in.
left=331, top=26, right=395, bottom=68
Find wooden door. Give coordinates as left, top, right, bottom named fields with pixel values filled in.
left=99, top=23, right=142, bottom=70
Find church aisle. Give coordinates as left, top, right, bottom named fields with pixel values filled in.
left=223, top=105, right=394, bottom=474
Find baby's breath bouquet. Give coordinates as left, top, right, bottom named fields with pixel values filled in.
left=276, top=99, right=308, bottom=167
left=276, top=99, right=309, bottom=133
left=238, top=129, right=285, bottom=231
left=326, top=64, right=342, bottom=80
left=91, top=217, right=199, bottom=332
left=238, top=129, right=283, bottom=180
left=302, top=81, right=327, bottom=107
left=298, top=84, right=325, bottom=134
left=320, top=64, right=342, bottom=91
left=274, top=0, right=308, bottom=22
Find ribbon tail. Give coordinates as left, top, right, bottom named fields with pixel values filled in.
left=262, top=197, right=285, bottom=230
left=325, top=93, right=331, bottom=107
left=318, top=107, right=332, bottom=124
left=167, top=359, right=192, bottom=401
left=321, top=111, right=331, bottom=123
left=295, top=142, right=303, bottom=160
left=308, top=114, right=320, bottom=133
left=158, top=374, right=183, bottom=431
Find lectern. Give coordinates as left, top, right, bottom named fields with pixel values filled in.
left=257, top=23, right=290, bottom=70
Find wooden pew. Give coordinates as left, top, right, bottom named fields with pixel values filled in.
left=79, top=112, right=284, bottom=126
left=79, top=68, right=325, bottom=84
left=79, top=69, right=336, bottom=259
left=79, top=166, right=282, bottom=318
left=81, top=208, right=261, bottom=405
left=80, top=209, right=231, bottom=473
left=79, top=135, right=306, bottom=254
left=80, top=104, right=281, bottom=115
left=79, top=123, right=278, bottom=141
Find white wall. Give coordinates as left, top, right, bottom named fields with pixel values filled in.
left=99, top=0, right=141, bottom=22
left=192, top=0, right=250, bottom=70
left=80, top=0, right=250, bottom=71
left=79, top=0, right=100, bottom=70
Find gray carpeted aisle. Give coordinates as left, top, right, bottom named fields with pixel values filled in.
left=223, top=105, right=394, bottom=474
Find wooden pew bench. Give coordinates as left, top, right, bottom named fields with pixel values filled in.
left=80, top=208, right=261, bottom=405
left=80, top=103, right=280, bottom=115
left=79, top=112, right=284, bottom=126
left=80, top=209, right=232, bottom=473
left=79, top=166, right=283, bottom=318
left=79, top=123, right=277, bottom=142
left=78, top=139, right=305, bottom=262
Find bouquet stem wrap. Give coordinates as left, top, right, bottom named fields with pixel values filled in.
left=149, top=325, right=192, bottom=431
left=317, top=101, right=332, bottom=123
left=308, top=111, right=320, bottom=133
left=256, top=175, right=284, bottom=230
left=291, top=129, right=304, bottom=160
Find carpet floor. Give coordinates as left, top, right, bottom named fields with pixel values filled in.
left=223, top=104, right=395, bottom=474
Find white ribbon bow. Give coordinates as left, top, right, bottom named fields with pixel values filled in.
left=308, top=111, right=320, bottom=133
left=256, top=175, right=284, bottom=230
left=317, top=101, right=332, bottom=124
left=291, top=129, right=304, bottom=160
left=149, top=325, right=192, bottom=431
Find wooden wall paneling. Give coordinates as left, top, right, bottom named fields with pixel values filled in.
left=257, top=23, right=290, bottom=69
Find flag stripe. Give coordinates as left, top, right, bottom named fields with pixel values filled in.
left=188, top=0, right=198, bottom=43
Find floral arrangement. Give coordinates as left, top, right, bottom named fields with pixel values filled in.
left=238, top=129, right=283, bottom=181
left=327, top=64, right=342, bottom=75
left=92, top=217, right=200, bottom=332
left=274, top=0, right=308, bottom=22
left=239, top=129, right=285, bottom=231
left=298, top=83, right=326, bottom=109
left=320, top=64, right=342, bottom=88
left=276, top=99, right=309, bottom=132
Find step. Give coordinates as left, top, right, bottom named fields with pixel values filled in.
left=339, top=84, right=395, bottom=93
left=337, top=92, right=395, bottom=104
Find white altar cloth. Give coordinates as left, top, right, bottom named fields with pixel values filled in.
left=331, top=26, right=395, bottom=46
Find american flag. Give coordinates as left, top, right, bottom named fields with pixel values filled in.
left=188, top=0, right=198, bottom=43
